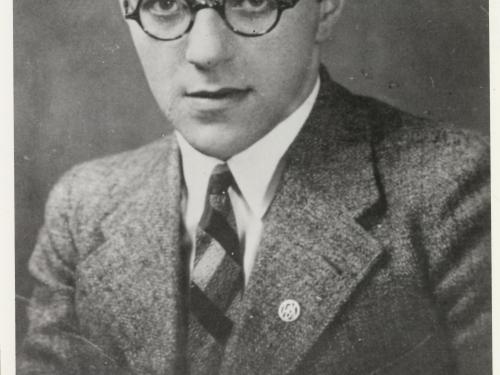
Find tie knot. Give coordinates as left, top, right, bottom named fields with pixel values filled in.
left=207, top=164, right=234, bottom=196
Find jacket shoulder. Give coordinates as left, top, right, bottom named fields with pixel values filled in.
left=41, top=136, right=176, bottom=249
left=58, top=136, right=173, bottom=199
left=354, top=95, right=490, bottom=190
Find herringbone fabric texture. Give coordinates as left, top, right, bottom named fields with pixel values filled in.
left=188, top=164, right=243, bottom=375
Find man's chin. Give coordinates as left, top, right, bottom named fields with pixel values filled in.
left=177, top=124, right=252, bottom=160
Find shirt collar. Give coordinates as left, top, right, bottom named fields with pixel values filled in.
left=176, top=77, right=320, bottom=219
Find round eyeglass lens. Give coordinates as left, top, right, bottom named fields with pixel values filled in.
left=140, top=0, right=192, bottom=40
left=225, top=0, right=279, bottom=35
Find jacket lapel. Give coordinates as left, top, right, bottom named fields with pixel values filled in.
left=86, top=138, right=188, bottom=374
left=220, top=73, right=387, bottom=375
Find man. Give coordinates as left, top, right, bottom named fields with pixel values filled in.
left=19, top=0, right=490, bottom=374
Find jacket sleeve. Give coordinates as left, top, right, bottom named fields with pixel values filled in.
left=17, top=172, right=125, bottom=375
left=421, top=133, right=491, bottom=375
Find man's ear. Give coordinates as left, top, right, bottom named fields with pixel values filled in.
left=315, top=0, right=345, bottom=42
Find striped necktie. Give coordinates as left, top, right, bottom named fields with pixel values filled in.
left=188, top=163, right=244, bottom=374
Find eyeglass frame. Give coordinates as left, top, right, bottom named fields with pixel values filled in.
left=124, top=0, right=302, bottom=41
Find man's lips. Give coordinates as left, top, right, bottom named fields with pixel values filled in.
left=185, top=87, right=251, bottom=100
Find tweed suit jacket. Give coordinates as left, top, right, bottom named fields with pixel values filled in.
left=19, top=72, right=490, bottom=375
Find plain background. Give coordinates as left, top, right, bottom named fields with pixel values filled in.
left=15, top=0, right=489, bottom=348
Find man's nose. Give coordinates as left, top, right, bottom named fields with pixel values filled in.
left=185, top=9, right=234, bottom=69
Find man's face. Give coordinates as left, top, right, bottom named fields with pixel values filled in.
left=126, top=0, right=340, bottom=159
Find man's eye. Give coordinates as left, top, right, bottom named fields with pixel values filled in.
left=143, top=0, right=181, bottom=15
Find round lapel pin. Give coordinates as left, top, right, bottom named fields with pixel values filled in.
left=278, top=299, right=301, bottom=322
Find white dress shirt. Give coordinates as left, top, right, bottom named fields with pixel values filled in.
left=176, top=78, right=320, bottom=285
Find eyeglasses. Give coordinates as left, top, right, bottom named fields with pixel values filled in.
left=124, top=0, right=301, bottom=41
